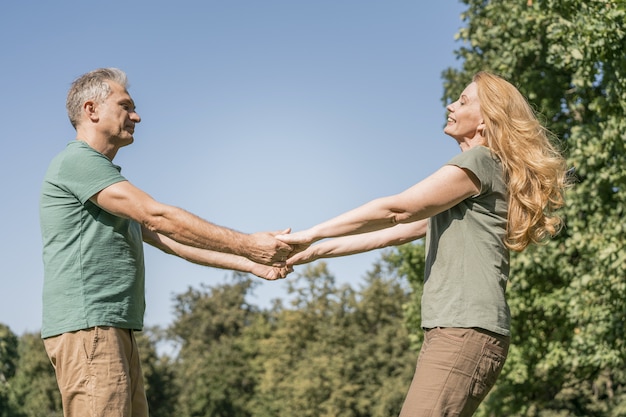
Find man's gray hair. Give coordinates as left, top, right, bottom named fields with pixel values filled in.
left=66, top=68, right=128, bottom=129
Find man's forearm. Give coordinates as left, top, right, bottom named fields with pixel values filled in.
left=145, top=205, right=250, bottom=256
left=142, top=227, right=288, bottom=280
left=91, top=180, right=287, bottom=265
left=144, top=204, right=289, bottom=265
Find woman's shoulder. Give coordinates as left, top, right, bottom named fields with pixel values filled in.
left=468, top=145, right=496, bottom=158
left=448, top=145, right=500, bottom=168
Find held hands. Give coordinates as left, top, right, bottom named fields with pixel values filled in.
left=249, top=263, right=291, bottom=281
left=247, top=228, right=320, bottom=280
left=275, top=229, right=317, bottom=266
left=248, top=229, right=293, bottom=266
left=283, top=245, right=321, bottom=266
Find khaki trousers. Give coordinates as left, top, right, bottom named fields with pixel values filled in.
left=44, top=326, right=149, bottom=417
left=399, top=327, right=509, bottom=417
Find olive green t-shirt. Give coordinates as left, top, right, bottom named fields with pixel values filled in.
left=422, top=146, right=510, bottom=336
left=40, top=141, right=145, bottom=338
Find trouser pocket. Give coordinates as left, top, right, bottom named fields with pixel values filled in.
left=470, top=341, right=507, bottom=400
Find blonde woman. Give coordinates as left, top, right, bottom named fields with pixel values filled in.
left=278, top=72, right=568, bottom=417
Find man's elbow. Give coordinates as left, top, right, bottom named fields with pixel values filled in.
left=139, top=203, right=173, bottom=234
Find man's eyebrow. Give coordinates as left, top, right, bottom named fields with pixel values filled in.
left=120, top=98, right=136, bottom=108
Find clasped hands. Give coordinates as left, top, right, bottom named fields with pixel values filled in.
left=249, top=229, right=316, bottom=281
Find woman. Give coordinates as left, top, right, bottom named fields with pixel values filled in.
left=278, top=72, right=568, bottom=416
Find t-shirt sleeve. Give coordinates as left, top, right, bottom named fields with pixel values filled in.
left=57, top=147, right=127, bottom=204
left=445, top=146, right=499, bottom=195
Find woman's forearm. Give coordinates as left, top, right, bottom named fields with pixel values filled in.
left=288, top=220, right=428, bottom=265
left=304, top=197, right=402, bottom=242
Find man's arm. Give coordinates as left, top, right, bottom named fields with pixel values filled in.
left=287, top=220, right=428, bottom=265
left=90, top=180, right=291, bottom=265
left=141, top=227, right=289, bottom=280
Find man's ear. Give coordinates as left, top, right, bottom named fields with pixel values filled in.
left=83, top=100, right=98, bottom=122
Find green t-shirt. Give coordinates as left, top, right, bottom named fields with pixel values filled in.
left=40, top=141, right=145, bottom=338
left=422, top=146, right=510, bottom=336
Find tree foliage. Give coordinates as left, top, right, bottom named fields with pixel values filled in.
left=135, top=327, right=178, bottom=417
left=8, top=4, right=625, bottom=416
left=0, top=324, right=20, bottom=417
left=168, top=276, right=262, bottom=417
left=441, top=0, right=626, bottom=415
left=250, top=262, right=415, bottom=417
left=4, top=333, right=60, bottom=417
left=0, top=256, right=419, bottom=417
left=383, top=243, right=426, bottom=352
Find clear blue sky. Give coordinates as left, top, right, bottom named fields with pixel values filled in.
left=0, top=1, right=467, bottom=336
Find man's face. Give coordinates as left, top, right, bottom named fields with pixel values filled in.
left=96, top=81, right=141, bottom=147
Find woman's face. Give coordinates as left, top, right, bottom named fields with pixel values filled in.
left=444, top=81, right=484, bottom=146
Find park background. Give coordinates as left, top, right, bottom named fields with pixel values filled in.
left=0, top=0, right=463, bottom=336
left=1, top=1, right=624, bottom=416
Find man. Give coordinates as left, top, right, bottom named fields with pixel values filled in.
left=39, top=68, right=292, bottom=417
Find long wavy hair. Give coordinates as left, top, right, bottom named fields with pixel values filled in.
left=474, top=71, right=568, bottom=252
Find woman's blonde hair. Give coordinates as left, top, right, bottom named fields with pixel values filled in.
left=474, top=71, right=568, bottom=252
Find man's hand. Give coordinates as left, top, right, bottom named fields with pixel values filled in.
left=250, top=263, right=292, bottom=280
left=247, top=229, right=293, bottom=266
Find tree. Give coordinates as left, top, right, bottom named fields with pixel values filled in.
left=135, top=326, right=178, bottom=417
left=250, top=264, right=353, bottom=417
left=7, top=333, right=60, bottom=417
left=250, top=261, right=416, bottom=417
left=384, top=242, right=426, bottom=352
left=0, top=324, right=20, bottom=417
left=441, top=1, right=626, bottom=415
left=168, top=276, right=263, bottom=417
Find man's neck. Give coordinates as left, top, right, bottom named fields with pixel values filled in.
left=75, top=134, right=119, bottom=161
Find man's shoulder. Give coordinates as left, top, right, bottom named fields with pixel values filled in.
left=42, top=141, right=125, bottom=203
left=48, top=141, right=117, bottom=174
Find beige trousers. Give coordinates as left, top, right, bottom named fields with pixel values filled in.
left=399, top=327, right=509, bottom=417
left=44, top=326, right=149, bottom=417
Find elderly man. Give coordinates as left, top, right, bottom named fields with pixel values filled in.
left=40, top=67, right=291, bottom=417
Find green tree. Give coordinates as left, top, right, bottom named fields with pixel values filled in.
left=250, top=261, right=416, bottom=417
left=249, top=264, right=349, bottom=417
left=135, top=327, right=178, bottom=417
left=168, top=276, right=262, bottom=417
left=0, top=324, right=20, bottom=417
left=441, top=1, right=626, bottom=415
left=8, top=333, right=60, bottom=417
left=384, top=242, right=426, bottom=352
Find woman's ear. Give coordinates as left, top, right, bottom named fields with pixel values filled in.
left=477, top=121, right=487, bottom=136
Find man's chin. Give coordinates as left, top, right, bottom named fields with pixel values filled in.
left=119, top=136, right=134, bottom=147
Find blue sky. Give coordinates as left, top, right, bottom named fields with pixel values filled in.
left=0, top=1, right=467, bottom=336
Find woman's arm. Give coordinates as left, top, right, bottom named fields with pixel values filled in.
left=141, top=226, right=289, bottom=280
left=279, top=164, right=479, bottom=246
left=288, top=219, right=428, bottom=265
